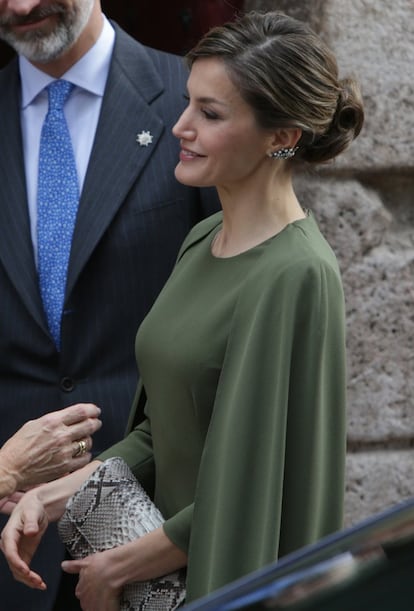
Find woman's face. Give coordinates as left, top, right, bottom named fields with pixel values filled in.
left=173, top=57, right=272, bottom=190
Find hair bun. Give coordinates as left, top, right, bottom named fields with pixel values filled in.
left=300, top=77, right=364, bottom=164
left=335, top=78, right=364, bottom=137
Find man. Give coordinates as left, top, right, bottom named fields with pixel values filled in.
left=0, top=0, right=219, bottom=608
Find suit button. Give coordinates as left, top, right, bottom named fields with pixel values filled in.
left=61, top=377, right=75, bottom=392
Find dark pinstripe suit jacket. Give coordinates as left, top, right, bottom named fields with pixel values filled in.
left=0, top=24, right=219, bottom=610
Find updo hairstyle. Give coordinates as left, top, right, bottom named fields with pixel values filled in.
left=186, top=11, right=364, bottom=164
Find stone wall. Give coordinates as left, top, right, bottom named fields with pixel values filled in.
left=245, top=0, right=414, bottom=526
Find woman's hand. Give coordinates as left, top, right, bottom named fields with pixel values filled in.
left=0, top=403, right=102, bottom=494
left=63, top=550, right=122, bottom=611
left=62, top=526, right=188, bottom=611
left=0, top=488, right=50, bottom=590
left=1, top=460, right=102, bottom=589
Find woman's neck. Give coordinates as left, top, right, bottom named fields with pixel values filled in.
left=213, top=178, right=305, bottom=258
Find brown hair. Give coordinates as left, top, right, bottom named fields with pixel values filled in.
left=186, top=11, right=364, bottom=164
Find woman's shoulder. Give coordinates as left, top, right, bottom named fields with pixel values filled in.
left=268, top=214, right=340, bottom=274
left=249, top=214, right=343, bottom=299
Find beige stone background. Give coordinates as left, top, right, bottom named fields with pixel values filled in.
left=245, top=0, right=414, bottom=527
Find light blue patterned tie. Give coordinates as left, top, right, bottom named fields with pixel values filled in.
left=37, top=80, right=79, bottom=350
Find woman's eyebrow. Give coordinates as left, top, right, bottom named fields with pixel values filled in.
left=194, top=96, right=227, bottom=106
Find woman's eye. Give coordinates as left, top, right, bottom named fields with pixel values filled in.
left=202, top=109, right=220, bottom=120
left=182, top=95, right=220, bottom=120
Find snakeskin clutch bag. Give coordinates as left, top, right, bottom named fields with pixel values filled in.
left=57, top=457, right=186, bottom=610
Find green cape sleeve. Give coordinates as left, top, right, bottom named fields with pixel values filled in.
left=185, top=252, right=347, bottom=601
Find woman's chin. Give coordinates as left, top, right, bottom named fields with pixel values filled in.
left=174, top=166, right=207, bottom=188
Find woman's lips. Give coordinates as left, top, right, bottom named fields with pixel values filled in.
left=179, top=148, right=204, bottom=161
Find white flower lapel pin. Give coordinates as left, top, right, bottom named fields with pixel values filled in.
left=136, top=130, right=154, bottom=147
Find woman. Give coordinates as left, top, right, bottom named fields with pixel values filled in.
left=1, top=11, right=364, bottom=609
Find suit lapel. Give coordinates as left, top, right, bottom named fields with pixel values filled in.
left=0, top=61, right=46, bottom=329
left=66, top=28, right=165, bottom=297
left=0, top=29, right=167, bottom=321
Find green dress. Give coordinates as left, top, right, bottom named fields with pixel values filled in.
left=99, top=211, right=347, bottom=602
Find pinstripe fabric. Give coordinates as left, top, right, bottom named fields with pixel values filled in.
left=0, top=63, right=46, bottom=329
left=0, top=23, right=220, bottom=611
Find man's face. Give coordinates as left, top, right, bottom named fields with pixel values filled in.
left=0, top=0, right=95, bottom=63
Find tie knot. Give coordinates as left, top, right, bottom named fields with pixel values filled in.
left=47, top=80, right=74, bottom=112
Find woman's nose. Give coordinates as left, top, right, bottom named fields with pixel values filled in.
left=172, top=108, right=195, bottom=140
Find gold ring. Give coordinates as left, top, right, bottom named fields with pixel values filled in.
left=73, top=439, right=87, bottom=458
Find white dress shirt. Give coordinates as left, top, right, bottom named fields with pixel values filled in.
left=19, top=16, right=115, bottom=261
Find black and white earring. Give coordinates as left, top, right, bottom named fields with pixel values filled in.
left=268, top=147, right=298, bottom=160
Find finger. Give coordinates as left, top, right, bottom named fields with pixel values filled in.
left=0, top=500, right=17, bottom=515
left=14, top=567, right=47, bottom=590
left=0, top=492, right=23, bottom=515
left=21, top=507, right=47, bottom=537
left=71, top=437, right=92, bottom=458
left=67, top=417, right=102, bottom=442
left=61, top=559, right=85, bottom=574
left=60, top=404, right=102, bottom=426
left=68, top=438, right=95, bottom=471
left=0, top=534, right=31, bottom=579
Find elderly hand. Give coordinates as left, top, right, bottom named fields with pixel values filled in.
left=0, top=403, right=102, bottom=495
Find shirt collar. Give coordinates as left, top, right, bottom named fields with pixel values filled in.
left=19, top=15, right=115, bottom=109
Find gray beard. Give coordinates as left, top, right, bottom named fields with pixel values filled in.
left=0, top=0, right=95, bottom=63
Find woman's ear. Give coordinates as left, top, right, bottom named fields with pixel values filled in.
left=266, top=127, right=302, bottom=159
left=266, top=127, right=302, bottom=157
